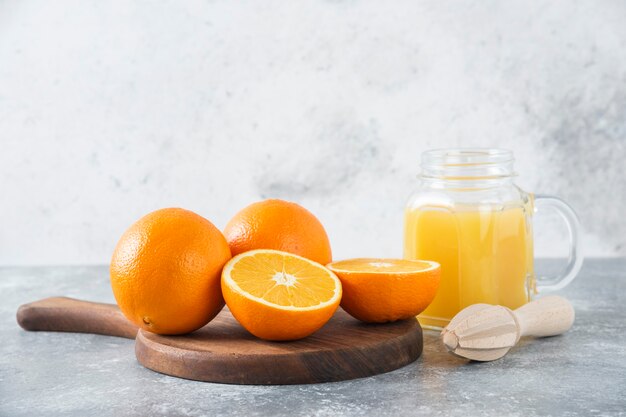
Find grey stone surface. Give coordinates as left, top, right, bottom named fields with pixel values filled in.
left=1, top=260, right=625, bottom=417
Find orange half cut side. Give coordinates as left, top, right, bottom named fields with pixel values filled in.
left=222, top=249, right=342, bottom=340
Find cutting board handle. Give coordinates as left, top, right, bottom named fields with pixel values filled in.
left=16, top=297, right=138, bottom=339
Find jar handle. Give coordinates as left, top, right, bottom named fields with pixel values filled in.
left=533, top=194, right=584, bottom=292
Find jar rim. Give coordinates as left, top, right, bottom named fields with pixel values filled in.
left=420, top=148, right=515, bottom=179
left=421, top=148, right=513, bottom=166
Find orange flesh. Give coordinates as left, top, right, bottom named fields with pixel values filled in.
left=230, top=251, right=338, bottom=308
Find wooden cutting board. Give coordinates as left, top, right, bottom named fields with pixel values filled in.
left=17, top=297, right=423, bottom=385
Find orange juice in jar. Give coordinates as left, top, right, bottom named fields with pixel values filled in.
left=404, top=149, right=583, bottom=330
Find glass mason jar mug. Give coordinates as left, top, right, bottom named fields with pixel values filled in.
left=403, top=149, right=583, bottom=330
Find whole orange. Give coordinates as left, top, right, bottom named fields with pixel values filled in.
left=110, top=208, right=232, bottom=335
left=223, top=199, right=332, bottom=265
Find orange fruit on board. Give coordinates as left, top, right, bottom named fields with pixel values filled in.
left=110, top=208, right=232, bottom=335
left=223, top=199, right=332, bottom=265
left=326, top=259, right=440, bottom=323
left=221, top=249, right=342, bottom=341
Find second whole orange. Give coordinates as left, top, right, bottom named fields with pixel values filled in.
left=223, top=199, right=332, bottom=265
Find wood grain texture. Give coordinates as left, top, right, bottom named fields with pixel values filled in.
left=16, top=297, right=138, bottom=339
left=136, top=308, right=423, bottom=385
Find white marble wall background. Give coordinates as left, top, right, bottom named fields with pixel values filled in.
left=1, top=1, right=625, bottom=265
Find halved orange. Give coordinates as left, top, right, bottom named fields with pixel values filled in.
left=221, top=249, right=342, bottom=341
left=327, top=258, right=440, bottom=323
